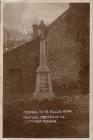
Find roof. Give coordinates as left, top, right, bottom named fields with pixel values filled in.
left=4, top=37, right=40, bottom=55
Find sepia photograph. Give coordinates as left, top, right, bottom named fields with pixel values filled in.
left=3, top=2, right=89, bottom=138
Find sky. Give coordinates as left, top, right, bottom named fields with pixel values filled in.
left=4, top=3, right=69, bottom=37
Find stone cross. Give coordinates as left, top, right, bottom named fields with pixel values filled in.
left=33, top=20, right=54, bottom=101
left=38, top=20, right=46, bottom=38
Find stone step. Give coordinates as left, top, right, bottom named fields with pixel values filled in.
left=40, top=87, right=49, bottom=91
left=40, top=78, right=48, bottom=80
left=40, top=90, right=49, bottom=93
left=40, top=80, right=48, bottom=83
left=40, top=84, right=48, bottom=87
left=40, top=79, right=48, bottom=82
left=40, top=76, right=48, bottom=80
left=40, top=84, right=48, bottom=88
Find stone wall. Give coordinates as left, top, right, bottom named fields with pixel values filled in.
left=3, top=37, right=40, bottom=102
left=47, top=3, right=89, bottom=89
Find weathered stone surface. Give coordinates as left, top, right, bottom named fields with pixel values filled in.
left=3, top=37, right=40, bottom=102
left=47, top=3, right=89, bottom=88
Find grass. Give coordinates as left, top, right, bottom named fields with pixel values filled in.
left=3, top=94, right=89, bottom=138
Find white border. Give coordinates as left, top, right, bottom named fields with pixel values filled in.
left=0, top=0, right=93, bottom=140
left=0, top=0, right=3, bottom=139
left=1, top=0, right=91, bottom=3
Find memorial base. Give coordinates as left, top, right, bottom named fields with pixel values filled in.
left=33, top=66, right=54, bottom=101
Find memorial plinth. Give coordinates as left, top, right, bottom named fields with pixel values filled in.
left=33, top=21, right=54, bottom=101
